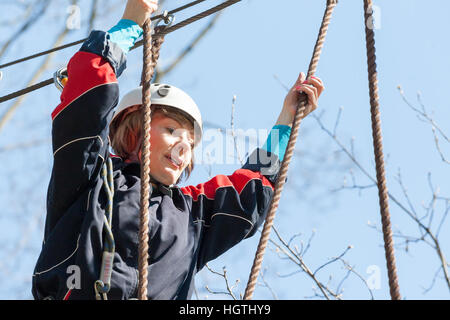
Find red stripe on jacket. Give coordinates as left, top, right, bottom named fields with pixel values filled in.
left=181, top=169, right=274, bottom=201
left=51, top=51, right=118, bottom=120
left=63, top=288, right=72, bottom=300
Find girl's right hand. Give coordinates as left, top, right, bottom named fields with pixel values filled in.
left=275, top=72, right=325, bottom=126
left=122, top=0, right=159, bottom=27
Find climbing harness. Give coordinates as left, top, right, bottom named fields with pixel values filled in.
left=94, top=157, right=115, bottom=300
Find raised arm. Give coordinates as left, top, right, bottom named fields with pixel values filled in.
left=185, top=72, right=324, bottom=269
left=45, top=0, right=158, bottom=237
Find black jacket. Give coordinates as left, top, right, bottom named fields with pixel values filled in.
left=32, top=30, right=281, bottom=300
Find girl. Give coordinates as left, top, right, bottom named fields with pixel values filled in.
left=32, top=0, right=324, bottom=300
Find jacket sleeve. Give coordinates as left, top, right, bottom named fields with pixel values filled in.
left=180, top=148, right=281, bottom=270
left=45, top=30, right=126, bottom=237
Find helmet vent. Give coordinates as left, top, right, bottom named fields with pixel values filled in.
left=157, top=86, right=170, bottom=97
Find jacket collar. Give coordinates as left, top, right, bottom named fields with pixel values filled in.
left=115, top=159, right=175, bottom=198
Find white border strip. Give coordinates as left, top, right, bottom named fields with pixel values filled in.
left=33, top=235, right=81, bottom=276
left=53, top=135, right=103, bottom=157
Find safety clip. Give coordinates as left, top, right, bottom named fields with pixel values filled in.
left=154, top=10, right=175, bottom=30
left=53, top=67, right=68, bottom=92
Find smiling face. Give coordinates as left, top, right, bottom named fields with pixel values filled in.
left=110, top=105, right=195, bottom=186
left=147, top=112, right=194, bottom=185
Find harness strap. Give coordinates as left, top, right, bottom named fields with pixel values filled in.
left=94, top=157, right=115, bottom=300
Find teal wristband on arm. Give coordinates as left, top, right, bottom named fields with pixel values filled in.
left=107, top=19, right=143, bottom=54
left=261, top=125, right=291, bottom=162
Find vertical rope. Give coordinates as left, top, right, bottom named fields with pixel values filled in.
left=363, top=0, right=401, bottom=300
left=150, top=27, right=166, bottom=78
left=137, top=19, right=152, bottom=301
left=243, top=0, right=338, bottom=300
left=137, top=20, right=166, bottom=301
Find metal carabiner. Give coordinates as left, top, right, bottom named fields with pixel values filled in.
left=154, top=10, right=175, bottom=30
left=94, top=280, right=109, bottom=300
left=53, top=67, right=68, bottom=92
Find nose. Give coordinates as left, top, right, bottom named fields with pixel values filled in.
left=170, top=129, right=192, bottom=164
left=175, top=139, right=189, bottom=156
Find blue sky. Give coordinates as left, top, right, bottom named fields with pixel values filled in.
left=0, top=0, right=448, bottom=299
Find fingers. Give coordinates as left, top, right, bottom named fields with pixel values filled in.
left=294, top=74, right=324, bottom=99
left=140, top=0, right=158, bottom=16
left=308, top=76, right=324, bottom=94
left=293, top=75, right=325, bottom=117
left=295, top=84, right=318, bottom=110
left=123, top=0, right=158, bottom=26
left=292, top=72, right=324, bottom=94
left=144, top=0, right=158, bottom=12
left=291, top=72, right=306, bottom=90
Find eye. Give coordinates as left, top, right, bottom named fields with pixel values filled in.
left=166, top=127, right=175, bottom=134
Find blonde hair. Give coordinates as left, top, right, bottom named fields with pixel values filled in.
left=109, top=105, right=195, bottom=183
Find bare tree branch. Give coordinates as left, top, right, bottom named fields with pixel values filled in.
left=312, top=101, right=450, bottom=293
left=87, top=0, right=99, bottom=34
left=397, top=86, right=449, bottom=164
left=204, top=263, right=240, bottom=300
left=0, top=0, right=77, bottom=134
left=0, top=0, right=52, bottom=60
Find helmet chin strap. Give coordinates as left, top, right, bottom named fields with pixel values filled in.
left=150, top=175, right=173, bottom=197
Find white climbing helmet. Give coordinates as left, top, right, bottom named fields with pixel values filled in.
left=111, top=83, right=203, bottom=144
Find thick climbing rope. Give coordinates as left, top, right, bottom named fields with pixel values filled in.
left=0, top=0, right=241, bottom=105
left=137, top=20, right=166, bottom=300
left=136, top=1, right=240, bottom=301
left=135, top=0, right=241, bottom=301
left=243, top=0, right=338, bottom=300
left=363, top=0, right=401, bottom=300
left=137, top=19, right=155, bottom=301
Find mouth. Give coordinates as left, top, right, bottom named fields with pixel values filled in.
left=165, top=154, right=183, bottom=169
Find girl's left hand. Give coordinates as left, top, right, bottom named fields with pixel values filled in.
left=277, top=72, right=325, bottom=125
left=122, top=0, right=159, bottom=27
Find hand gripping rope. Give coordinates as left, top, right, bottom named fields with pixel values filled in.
left=243, top=0, right=339, bottom=300
left=244, top=0, right=401, bottom=300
